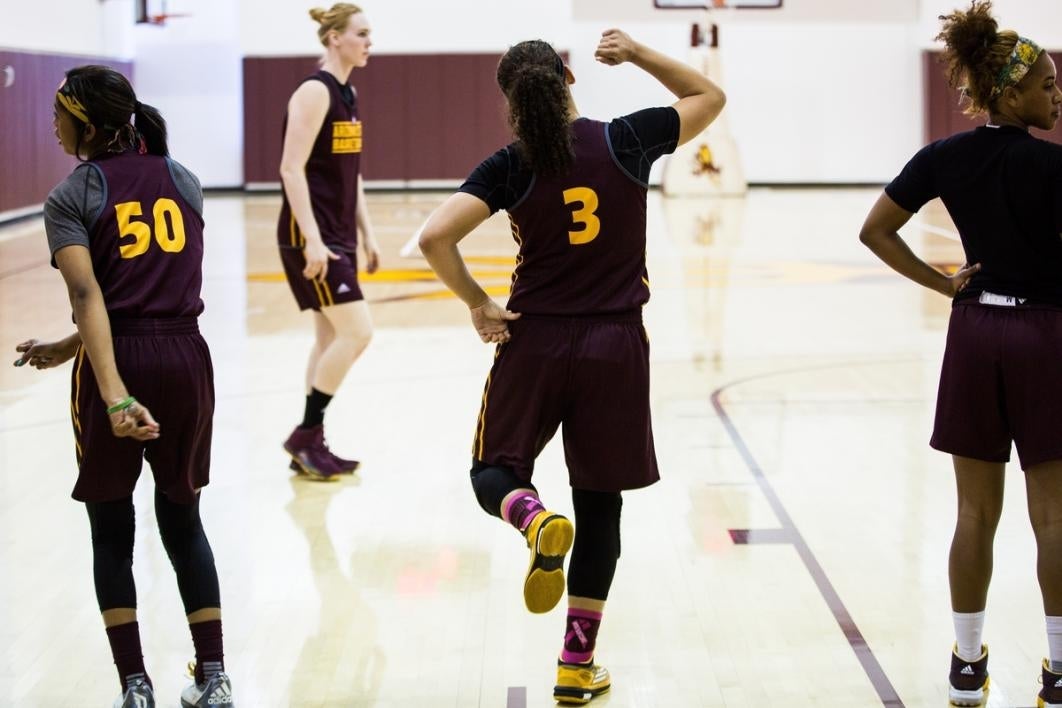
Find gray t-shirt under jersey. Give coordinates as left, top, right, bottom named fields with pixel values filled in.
left=44, top=157, right=203, bottom=262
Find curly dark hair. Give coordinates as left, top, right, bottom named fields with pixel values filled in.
left=936, top=0, right=1023, bottom=115
left=496, top=40, right=573, bottom=176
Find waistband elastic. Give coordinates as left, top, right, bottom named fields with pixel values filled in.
left=516, top=309, right=643, bottom=325
left=954, top=291, right=1062, bottom=312
left=110, top=317, right=200, bottom=336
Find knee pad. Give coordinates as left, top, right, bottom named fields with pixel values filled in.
left=87, top=498, right=136, bottom=556
left=470, top=461, right=536, bottom=517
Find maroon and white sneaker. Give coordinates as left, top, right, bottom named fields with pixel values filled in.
left=286, top=426, right=359, bottom=475
left=949, top=643, right=989, bottom=706
left=288, top=451, right=359, bottom=474
left=1039, top=658, right=1062, bottom=708
left=283, top=425, right=342, bottom=481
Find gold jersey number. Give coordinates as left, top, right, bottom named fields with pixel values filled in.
left=563, top=187, right=600, bottom=245
left=115, top=198, right=187, bottom=259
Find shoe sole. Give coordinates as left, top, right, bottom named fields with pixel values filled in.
left=284, top=449, right=342, bottom=482
left=289, top=459, right=358, bottom=475
left=524, top=514, right=574, bottom=614
left=553, top=683, right=611, bottom=704
left=949, top=679, right=988, bottom=706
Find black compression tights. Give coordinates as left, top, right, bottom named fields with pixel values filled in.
left=568, top=488, right=622, bottom=601
left=86, top=490, right=221, bottom=614
left=470, top=462, right=623, bottom=601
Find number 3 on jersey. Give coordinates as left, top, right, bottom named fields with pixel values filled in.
left=563, top=187, right=600, bottom=245
left=115, top=198, right=187, bottom=259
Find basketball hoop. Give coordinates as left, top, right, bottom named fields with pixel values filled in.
left=136, top=0, right=191, bottom=25
left=143, top=12, right=192, bottom=26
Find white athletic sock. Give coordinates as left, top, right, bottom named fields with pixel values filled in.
left=953, top=610, right=986, bottom=662
left=1046, top=616, right=1062, bottom=672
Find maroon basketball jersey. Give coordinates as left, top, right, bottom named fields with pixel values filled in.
left=507, top=119, right=650, bottom=315
left=277, top=70, right=362, bottom=252
left=86, top=152, right=205, bottom=319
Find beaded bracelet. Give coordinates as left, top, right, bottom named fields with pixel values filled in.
left=106, top=396, right=137, bottom=415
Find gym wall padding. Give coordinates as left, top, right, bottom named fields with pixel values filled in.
left=0, top=50, right=132, bottom=219
left=242, top=53, right=517, bottom=186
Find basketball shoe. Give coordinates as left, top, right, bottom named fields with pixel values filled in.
left=113, top=678, right=154, bottom=708
left=288, top=447, right=359, bottom=474
left=949, top=643, right=989, bottom=706
left=522, top=510, right=574, bottom=614
left=1038, top=659, right=1062, bottom=707
left=181, top=670, right=234, bottom=707
left=283, top=424, right=342, bottom=481
left=554, top=658, right=611, bottom=704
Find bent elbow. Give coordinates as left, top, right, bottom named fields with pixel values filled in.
left=68, top=282, right=93, bottom=303
left=858, top=227, right=880, bottom=248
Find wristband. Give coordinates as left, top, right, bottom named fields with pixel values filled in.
left=106, top=396, right=137, bottom=415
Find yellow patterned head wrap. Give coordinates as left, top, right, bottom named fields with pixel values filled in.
left=991, top=37, right=1043, bottom=98
left=56, top=85, right=90, bottom=124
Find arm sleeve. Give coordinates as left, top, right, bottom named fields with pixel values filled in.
left=457, top=146, right=527, bottom=214
left=43, top=165, right=105, bottom=266
left=607, top=107, right=681, bottom=185
left=884, top=143, right=938, bottom=213
left=165, top=158, right=204, bottom=217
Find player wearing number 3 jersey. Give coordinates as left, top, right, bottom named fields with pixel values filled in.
left=13, top=66, right=233, bottom=707
left=419, top=30, right=725, bottom=704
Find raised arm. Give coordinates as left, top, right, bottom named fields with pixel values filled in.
left=594, top=28, right=726, bottom=145
left=418, top=192, right=521, bottom=343
left=279, top=80, right=339, bottom=280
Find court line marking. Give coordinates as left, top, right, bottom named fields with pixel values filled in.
left=912, top=221, right=960, bottom=241
left=399, top=217, right=430, bottom=258
left=710, top=359, right=913, bottom=708
left=505, top=686, right=527, bottom=708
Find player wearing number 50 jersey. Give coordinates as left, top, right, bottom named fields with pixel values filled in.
left=419, top=30, right=725, bottom=704
left=13, top=66, right=233, bottom=708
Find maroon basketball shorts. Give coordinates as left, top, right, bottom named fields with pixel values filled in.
left=472, top=312, right=660, bottom=492
left=70, top=318, right=214, bottom=503
left=279, top=245, right=364, bottom=311
left=931, top=300, right=1062, bottom=469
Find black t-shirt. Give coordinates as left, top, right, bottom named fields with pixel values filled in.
left=459, top=107, right=680, bottom=213
left=886, top=125, right=1062, bottom=305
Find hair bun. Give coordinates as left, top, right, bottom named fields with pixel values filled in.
left=309, top=7, right=327, bottom=23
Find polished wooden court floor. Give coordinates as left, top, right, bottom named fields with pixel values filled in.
left=0, top=188, right=1050, bottom=707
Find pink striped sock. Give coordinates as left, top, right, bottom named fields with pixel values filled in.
left=561, top=607, right=603, bottom=664
left=502, top=492, right=545, bottom=532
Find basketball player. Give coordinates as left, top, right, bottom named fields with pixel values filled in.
left=13, top=67, right=232, bottom=707
left=277, top=3, right=379, bottom=480
left=859, top=3, right=1062, bottom=705
left=419, top=30, right=725, bottom=704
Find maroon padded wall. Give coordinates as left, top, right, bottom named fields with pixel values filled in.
left=0, top=50, right=132, bottom=217
left=242, top=54, right=515, bottom=185
left=923, top=50, right=1062, bottom=143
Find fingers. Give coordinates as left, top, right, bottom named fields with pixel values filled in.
left=14, top=339, right=37, bottom=366
left=303, top=262, right=329, bottom=281
left=501, top=310, right=521, bottom=321
left=134, top=403, right=159, bottom=430
left=478, top=329, right=511, bottom=344
left=109, top=403, right=160, bottom=441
